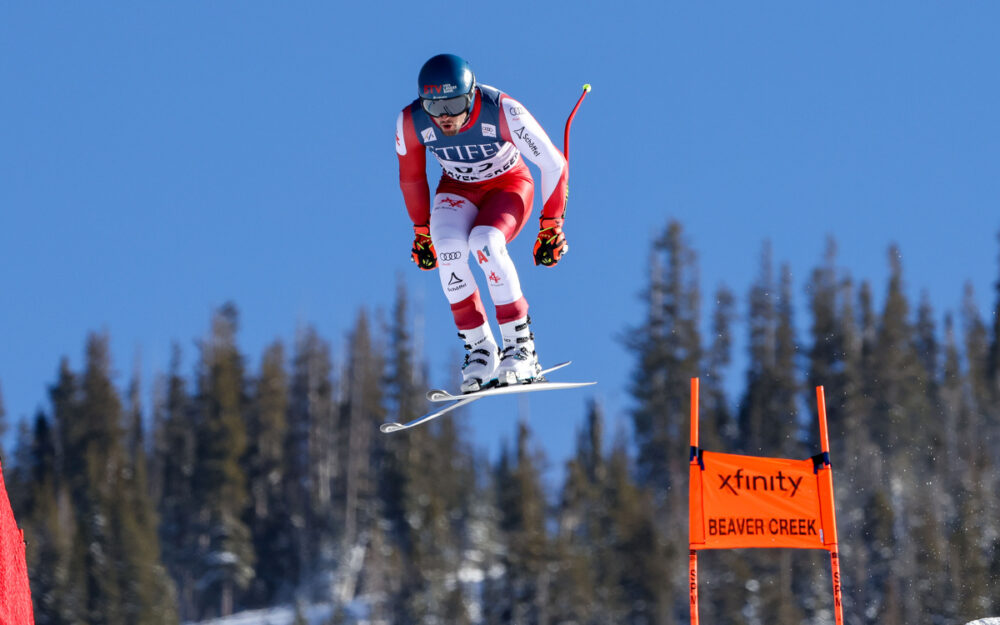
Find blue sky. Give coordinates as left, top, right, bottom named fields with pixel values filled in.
left=3, top=3, right=999, bottom=479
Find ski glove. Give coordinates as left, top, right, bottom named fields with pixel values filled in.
left=533, top=217, right=569, bottom=266
left=411, top=224, right=437, bottom=270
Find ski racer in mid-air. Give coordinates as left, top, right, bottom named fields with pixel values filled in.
left=396, top=53, right=569, bottom=393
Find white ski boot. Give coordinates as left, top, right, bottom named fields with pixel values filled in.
left=458, top=323, right=500, bottom=393
left=495, top=316, right=541, bottom=386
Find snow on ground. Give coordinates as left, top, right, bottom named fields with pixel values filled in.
left=185, top=603, right=334, bottom=625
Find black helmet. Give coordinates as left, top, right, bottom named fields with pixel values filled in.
left=417, top=54, right=476, bottom=117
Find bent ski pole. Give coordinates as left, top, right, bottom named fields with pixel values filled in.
left=563, top=83, right=591, bottom=160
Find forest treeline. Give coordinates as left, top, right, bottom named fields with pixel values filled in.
left=2, top=220, right=999, bottom=625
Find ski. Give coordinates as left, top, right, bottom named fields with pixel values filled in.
left=380, top=362, right=594, bottom=434
left=426, top=360, right=573, bottom=402
left=379, top=395, right=479, bottom=434
left=426, top=379, right=595, bottom=403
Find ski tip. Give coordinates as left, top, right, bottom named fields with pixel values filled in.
left=380, top=423, right=403, bottom=434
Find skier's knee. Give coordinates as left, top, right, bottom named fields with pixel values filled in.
left=432, top=237, right=469, bottom=263
left=468, top=226, right=507, bottom=265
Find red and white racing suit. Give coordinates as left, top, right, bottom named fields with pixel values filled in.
left=396, top=84, right=567, bottom=330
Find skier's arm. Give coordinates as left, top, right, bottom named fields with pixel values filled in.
left=396, top=108, right=431, bottom=225
left=396, top=108, right=436, bottom=269
left=499, top=96, right=568, bottom=220
left=500, top=97, right=570, bottom=266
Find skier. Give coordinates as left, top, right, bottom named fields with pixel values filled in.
left=396, top=53, right=569, bottom=392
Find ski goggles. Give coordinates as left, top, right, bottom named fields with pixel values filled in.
left=421, top=93, right=473, bottom=117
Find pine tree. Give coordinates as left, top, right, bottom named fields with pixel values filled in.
left=603, top=437, right=671, bottom=624
left=805, top=238, right=850, bottom=448
left=966, top=232, right=1000, bottom=616
left=737, top=242, right=777, bottom=455
left=988, top=230, right=1000, bottom=403
left=773, top=263, right=802, bottom=456
left=702, top=286, right=736, bottom=451
left=862, top=489, right=901, bottom=625
left=332, top=311, right=386, bottom=606
left=39, top=360, right=89, bottom=624
left=626, top=220, right=702, bottom=493
left=552, top=402, right=610, bottom=624
left=32, top=333, right=175, bottom=624
left=375, top=281, right=478, bottom=623
left=870, top=247, right=948, bottom=624
left=153, top=345, right=199, bottom=620
left=19, top=411, right=82, bottom=625
left=870, top=245, right=929, bottom=454
left=286, top=325, right=337, bottom=593
left=339, top=310, right=385, bottom=544
left=75, top=334, right=128, bottom=624
left=623, top=220, right=705, bottom=621
left=937, top=315, right=985, bottom=620
left=826, top=277, right=878, bottom=622
left=118, top=370, right=178, bottom=625
left=914, top=292, right=940, bottom=399
left=191, top=304, right=255, bottom=618
left=487, top=423, right=551, bottom=625
left=986, top=233, right=1000, bottom=616
left=737, top=245, right=800, bottom=457
left=554, top=402, right=673, bottom=624
left=376, top=282, right=421, bottom=621
left=733, top=254, right=809, bottom=624
left=244, top=341, right=292, bottom=606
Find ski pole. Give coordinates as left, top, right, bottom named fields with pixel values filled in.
left=563, top=83, right=591, bottom=160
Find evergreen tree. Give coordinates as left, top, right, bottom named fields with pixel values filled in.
left=805, top=238, right=841, bottom=389
left=40, top=360, right=89, bottom=624
left=118, top=370, right=178, bottom=625
left=551, top=403, right=606, bottom=624
left=862, top=489, right=900, bottom=625
left=626, top=220, right=702, bottom=493
left=376, top=282, right=421, bottom=621
left=153, top=345, right=199, bottom=620
left=191, top=304, right=255, bottom=618
left=555, top=403, right=671, bottom=624
left=732, top=250, right=809, bottom=625
left=13, top=226, right=1000, bottom=624
left=375, top=281, right=478, bottom=623
left=623, top=220, right=701, bottom=619
left=333, top=311, right=386, bottom=605
left=339, top=310, right=385, bottom=544
left=74, top=334, right=127, bottom=624
left=702, top=286, right=736, bottom=450
left=872, top=247, right=936, bottom=624
left=603, top=436, right=671, bottom=624
left=244, top=341, right=292, bottom=606
left=989, top=230, right=1000, bottom=402
left=914, top=292, right=940, bottom=400
left=737, top=245, right=800, bottom=457
left=486, top=423, right=551, bottom=625
left=969, top=232, right=1000, bottom=615
left=773, top=263, right=802, bottom=455
left=870, top=245, right=928, bottom=453
left=286, top=325, right=337, bottom=594
left=32, top=333, right=176, bottom=624
left=805, top=238, right=850, bottom=448
left=20, top=411, right=82, bottom=625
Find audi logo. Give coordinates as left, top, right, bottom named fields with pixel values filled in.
left=439, top=251, right=462, bottom=261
